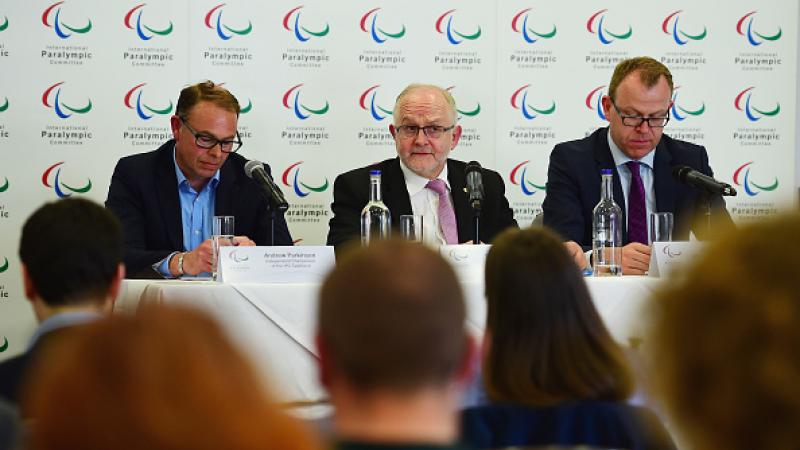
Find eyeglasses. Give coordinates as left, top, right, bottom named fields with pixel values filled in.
left=179, top=116, right=242, bottom=153
left=610, top=100, right=670, bottom=128
left=395, top=124, right=455, bottom=139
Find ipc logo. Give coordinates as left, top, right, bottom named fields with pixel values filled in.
left=283, top=6, right=329, bottom=42
left=511, top=8, right=556, bottom=44
left=586, top=9, right=632, bottom=44
left=360, top=8, right=405, bottom=43
left=42, top=82, right=92, bottom=119
left=734, top=87, right=780, bottom=122
left=124, top=4, right=173, bottom=41
left=670, top=86, right=705, bottom=121
left=435, top=9, right=481, bottom=45
left=511, top=85, right=555, bottom=120
left=282, top=162, right=329, bottom=198
left=42, top=1, right=92, bottom=39
left=359, top=85, right=394, bottom=121
left=124, top=83, right=173, bottom=120
left=205, top=4, right=252, bottom=40
left=282, top=84, right=329, bottom=120
left=737, top=11, right=781, bottom=46
left=662, top=10, right=707, bottom=45
left=446, top=86, right=481, bottom=118
left=42, top=162, right=92, bottom=198
left=585, top=86, right=607, bottom=120
left=733, top=162, right=778, bottom=197
left=509, top=161, right=546, bottom=196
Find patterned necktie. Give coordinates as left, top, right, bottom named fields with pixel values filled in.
left=626, top=161, right=648, bottom=244
left=425, top=178, right=459, bottom=244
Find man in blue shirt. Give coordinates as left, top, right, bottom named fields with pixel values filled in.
left=0, top=198, right=124, bottom=406
left=106, top=81, right=292, bottom=278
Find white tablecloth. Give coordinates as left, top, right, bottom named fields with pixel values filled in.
left=115, top=276, right=662, bottom=404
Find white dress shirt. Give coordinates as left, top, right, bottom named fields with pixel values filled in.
left=399, top=160, right=452, bottom=247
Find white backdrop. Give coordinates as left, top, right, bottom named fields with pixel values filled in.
left=1, top=0, right=798, bottom=359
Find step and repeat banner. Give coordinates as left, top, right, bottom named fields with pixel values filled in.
left=0, top=0, right=797, bottom=358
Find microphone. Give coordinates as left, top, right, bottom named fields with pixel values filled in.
left=244, top=160, right=290, bottom=212
left=672, top=165, right=737, bottom=197
left=465, top=161, right=484, bottom=211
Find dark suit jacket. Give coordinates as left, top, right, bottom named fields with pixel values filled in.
left=542, top=128, right=734, bottom=248
left=461, top=402, right=675, bottom=450
left=326, top=158, right=518, bottom=249
left=106, top=140, right=292, bottom=278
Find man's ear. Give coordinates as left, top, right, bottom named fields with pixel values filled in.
left=170, top=115, right=182, bottom=140
left=601, top=95, right=612, bottom=123
left=21, top=263, right=37, bottom=303
left=389, top=124, right=397, bottom=138
left=450, top=125, right=463, bottom=149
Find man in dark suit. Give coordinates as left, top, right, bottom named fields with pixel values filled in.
left=106, top=81, right=292, bottom=279
left=542, top=57, right=733, bottom=275
left=0, top=198, right=124, bottom=406
left=327, top=84, right=517, bottom=249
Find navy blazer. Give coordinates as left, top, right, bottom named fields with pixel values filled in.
left=461, top=402, right=676, bottom=450
left=106, top=140, right=292, bottom=278
left=326, top=157, right=518, bottom=249
left=542, top=128, right=733, bottom=248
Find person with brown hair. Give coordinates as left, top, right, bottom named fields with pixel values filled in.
left=23, top=305, right=321, bottom=450
left=461, top=227, right=674, bottom=450
left=106, top=80, right=292, bottom=279
left=542, top=56, right=733, bottom=274
left=317, top=240, right=476, bottom=450
left=650, top=213, right=800, bottom=450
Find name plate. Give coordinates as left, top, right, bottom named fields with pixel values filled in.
left=439, top=244, right=491, bottom=281
left=218, top=246, right=336, bottom=283
left=648, top=241, right=705, bottom=277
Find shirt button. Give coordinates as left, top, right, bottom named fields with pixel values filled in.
left=194, top=230, right=200, bottom=235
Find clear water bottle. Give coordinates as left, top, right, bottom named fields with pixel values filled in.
left=592, top=169, right=622, bottom=276
left=360, top=170, right=391, bottom=245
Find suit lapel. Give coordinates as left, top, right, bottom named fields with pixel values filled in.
left=447, top=161, right=472, bottom=242
left=593, top=128, right=629, bottom=243
left=653, top=139, right=676, bottom=215
left=155, top=143, right=183, bottom=250
left=381, top=158, right=413, bottom=223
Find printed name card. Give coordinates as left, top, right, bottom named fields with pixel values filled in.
left=648, top=241, right=705, bottom=278
left=439, top=244, right=491, bottom=281
left=218, top=246, right=336, bottom=283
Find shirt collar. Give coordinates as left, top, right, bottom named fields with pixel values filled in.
left=172, top=145, right=220, bottom=191
left=607, top=129, right=656, bottom=169
left=399, top=159, right=450, bottom=195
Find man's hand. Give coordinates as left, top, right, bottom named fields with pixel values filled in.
left=181, top=239, right=214, bottom=276
left=564, top=240, right=587, bottom=270
left=622, top=242, right=651, bottom=275
left=231, top=236, right=255, bottom=246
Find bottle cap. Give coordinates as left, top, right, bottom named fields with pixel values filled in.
left=600, top=169, right=613, bottom=175
left=370, top=170, right=381, bottom=176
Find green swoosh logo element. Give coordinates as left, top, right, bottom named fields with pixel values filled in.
left=240, top=100, right=252, bottom=114
left=0, top=337, right=8, bottom=353
left=301, top=101, right=329, bottom=115
left=61, top=179, right=92, bottom=193
left=458, top=104, right=481, bottom=117
left=751, top=179, right=779, bottom=191
left=302, top=23, right=329, bottom=37
left=0, top=257, right=8, bottom=273
left=145, top=22, right=173, bottom=36
left=755, top=28, right=782, bottom=41
left=144, top=101, right=173, bottom=115
left=0, top=16, right=8, bottom=31
left=606, top=26, right=632, bottom=40
left=531, top=102, right=556, bottom=115
left=63, top=20, right=92, bottom=34
left=224, top=21, right=252, bottom=36
left=677, top=103, right=705, bottom=116
left=454, top=27, right=481, bottom=40
left=64, top=99, right=92, bottom=114
left=300, top=179, right=329, bottom=192
left=753, top=104, right=780, bottom=116
left=379, top=25, right=405, bottom=38
left=0, top=98, right=8, bottom=112
left=530, top=25, right=556, bottom=39
left=0, top=178, right=8, bottom=192
left=526, top=180, right=546, bottom=191
left=680, top=27, right=707, bottom=40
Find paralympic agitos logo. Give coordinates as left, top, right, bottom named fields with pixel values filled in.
left=283, top=6, right=329, bottom=42
left=42, top=82, right=92, bottom=119
left=662, top=10, right=707, bottom=45
left=511, top=85, right=555, bottom=120
left=509, top=161, right=546, bottom=196
left=671, top=86, right=705, bottom=121
left=737, top=11, right=781, bottom=46
left=42, top=1, right=91, bottom=39
left=436, top=9, right=481, bottom=45
left=360, top=8, right=405, bottom=43
left=733, top=162, right=778, bottom=197
left=359, top=85, right=394, bottom=121
left=124, top=4, right=173, bottom=41
left=446, top=86, right=480, bottom=118
left=0, top=96, right=8, bottom=113
left=282, top=162, right=329, bottom=197
left=585, top=85, right=607, bottom=121
left=283, top=84, right=329, bottom=120
left=42, top=162, right=92, bottom=198
left=0, top=14, right=8, bottom=32
left=734, top=87, right=780, bottom=122
left=205, top=4, right=252, bottom=40
left=586, top=9, right=631, bottom=44
left=511, top=8, right=556, bottom=44
left=124, top=83, right=173, bottom=120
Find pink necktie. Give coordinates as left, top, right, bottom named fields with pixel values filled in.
left=626, top=161, right=648, bottom=244
left=425, top=179, right=459, bottom=244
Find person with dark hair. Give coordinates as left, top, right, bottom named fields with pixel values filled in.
left=317, top=240, right=476, bottom=450
left=650, top=213, right=800, bottom=450
left=461, top=227, right=674, bottom=450
left=542, top=56, right=733, bottom=274
left=23, top=305, right=322, bottom=450
left=106, top=80, right=292, bottom=279
left=0, top=198, right=125, bottom=406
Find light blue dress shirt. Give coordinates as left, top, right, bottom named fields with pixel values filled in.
left=155, top=147, right=220, bottom=277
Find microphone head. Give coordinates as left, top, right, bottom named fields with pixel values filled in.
left=465, top=160, right=482, bottom=175
left=244, top=159, right=264, bottom=179
left=672, top=165, right=691, bottom=182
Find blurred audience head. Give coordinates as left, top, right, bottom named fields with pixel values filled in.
left=318, top=239, right=471, bottom=394
left=651, top=213, right=800, bottom=450
left=24, top=306, right=320, bottom=450
left=19, top=198, right=124, bottom=314
left=483, top=227, right=633, bottom=405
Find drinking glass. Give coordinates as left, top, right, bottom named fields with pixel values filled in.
left=212, top=215, right=235, bottom=281
left=649, top=212, right=673, bottom=243
left=399, top=215, right=423, bottom=243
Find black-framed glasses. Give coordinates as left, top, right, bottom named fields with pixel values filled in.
left=610, top=100, right=670, bottom=128
left=179, top=116, right=243, bottom=153
left=396, top=124, right=456, bottom=139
